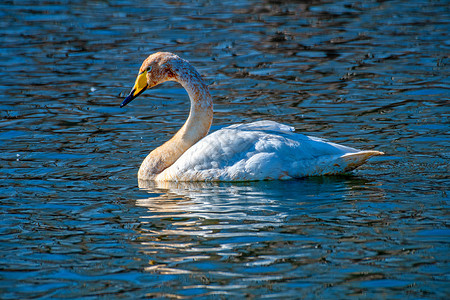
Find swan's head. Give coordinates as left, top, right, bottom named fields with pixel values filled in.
left=120, top=52, right=181, bottom=108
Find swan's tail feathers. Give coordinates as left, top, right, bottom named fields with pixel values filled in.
left=340, top=150, right=384, bottom=172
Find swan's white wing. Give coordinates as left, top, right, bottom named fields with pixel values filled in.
left=156, top=121, right=381, bottom=181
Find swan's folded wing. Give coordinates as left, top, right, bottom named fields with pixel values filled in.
left=156, top=122, right=380, bottom=181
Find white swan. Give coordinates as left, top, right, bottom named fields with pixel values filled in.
left=121, top=52, right=383, bottom=181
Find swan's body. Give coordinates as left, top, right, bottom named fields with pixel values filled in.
left=121, top=52, right=383, bottom=181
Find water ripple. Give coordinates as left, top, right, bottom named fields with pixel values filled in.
left=1, top=0, right=449, bottom=298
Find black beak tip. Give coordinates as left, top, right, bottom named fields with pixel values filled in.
left=120, top=85, right=148, bottom=108
left=120, top=92, right=135, bottom=108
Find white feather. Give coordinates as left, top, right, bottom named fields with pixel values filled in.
left=156, top=120, right=380, bottom=181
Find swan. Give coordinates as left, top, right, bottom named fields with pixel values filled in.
left=120, top=52, right=383, bottom=181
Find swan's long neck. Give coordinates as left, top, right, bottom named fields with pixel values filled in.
left=138, top=60, right=213, bottom=180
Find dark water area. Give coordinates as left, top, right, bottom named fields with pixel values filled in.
left=1, top=0, right=449, bottom=298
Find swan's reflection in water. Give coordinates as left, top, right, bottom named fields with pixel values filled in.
left=137, top=180, right=290, bottom=274
left=135, top=178, right=386, bottom=296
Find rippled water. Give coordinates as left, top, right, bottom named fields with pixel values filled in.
left=1, top=0, right=449, bottom=298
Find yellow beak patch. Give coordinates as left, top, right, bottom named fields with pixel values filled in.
left=120, top=70, right=149, bottom=107
left=132, top=70, right=148, bottom=97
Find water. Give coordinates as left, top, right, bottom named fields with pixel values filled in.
left=1, top=0, right=449, bottom=298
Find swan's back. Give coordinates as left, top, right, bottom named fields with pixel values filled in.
left=155, top=121, right=382, bottom=181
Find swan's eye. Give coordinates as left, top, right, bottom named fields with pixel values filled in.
left=146, top=66, right=152, bottom=72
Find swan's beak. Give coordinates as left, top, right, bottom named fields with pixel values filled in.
left=120, top=70, right=148, bottom=108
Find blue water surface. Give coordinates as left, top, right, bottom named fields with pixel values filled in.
left=0, top=0, right=449, bottom=298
